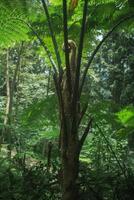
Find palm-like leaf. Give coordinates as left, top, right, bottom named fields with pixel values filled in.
left=0, top=2, right=29, bottom=47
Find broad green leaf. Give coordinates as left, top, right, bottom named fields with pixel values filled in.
left=116, top=106, right=134, bottom=127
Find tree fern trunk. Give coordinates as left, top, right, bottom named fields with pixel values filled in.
left=61, top=136, right=80, bottom=200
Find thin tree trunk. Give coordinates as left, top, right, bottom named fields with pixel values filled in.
left=2, top=45, right=23, bottom=148
left=46, top=68, right=51, bottom=96
left=2, top=50, right=11, bottom=142
left=47, top=141, right=53, bottom=171
left=11, top=43, right=23, bottom=121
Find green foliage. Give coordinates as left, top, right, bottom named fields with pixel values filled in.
left=79, top=122, right=133, bottom=200
left=0, top=159, right=61, bottom=200
left=115, top=106, right=134, bottom=140
left=0, top=4, right=28, bottom=47
left=116, top=106, right=134, bottom=128
left=0, top=0, right=28, bottom=12
left=21, top=95, right=58, bottom=127
left=0, top=0, right=133, bottom=50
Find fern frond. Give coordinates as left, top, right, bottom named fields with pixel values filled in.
left=0, top=5, right=29, bottom=47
